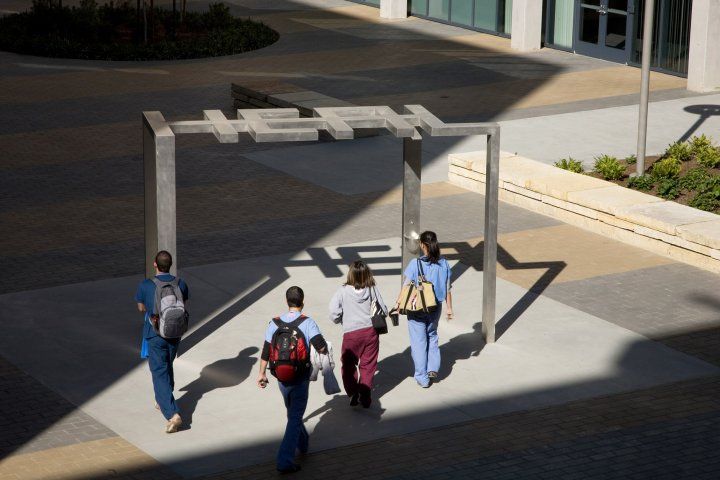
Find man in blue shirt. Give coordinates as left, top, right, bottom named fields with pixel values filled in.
left=257, top=286, right=327, bottom=473
left=135, top=250, right=189, bottom=434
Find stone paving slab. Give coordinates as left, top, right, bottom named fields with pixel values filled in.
left=0, top=238, right=716, bottom=477
left=566, top=185, right=664, bottom=214
left=676, top=219, right=720, bottom=250
left=614, top=201, right=718, bottom=236
left=525, top=172, right=610, bottom=200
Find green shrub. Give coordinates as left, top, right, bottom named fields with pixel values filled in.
left=593, top=155, right=625, bottom=180
left=651, top=156, right=682, bottom=179
left=626, top=154, right=637, bottom=165
left=665, top=141, right=691, bottom=162
left=689, top=190, right=720, bottom=212
left=678, top=167, right=711, bottom=192
left=696, top=146, right=720, bottom=168
left=628, top=175, right=655, bottom=191
left=657, top=179, right=681, bottom=200
left=690, top=134, right=714, bottom=156
left=0, top=2, right=280, bottom=60
left=554, top=157, right=584, bottom=173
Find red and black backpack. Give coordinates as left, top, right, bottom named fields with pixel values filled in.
left=268, top=316, right=310, bottom=382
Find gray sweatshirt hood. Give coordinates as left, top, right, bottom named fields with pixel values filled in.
left=345, top=285, right=371, bottom=303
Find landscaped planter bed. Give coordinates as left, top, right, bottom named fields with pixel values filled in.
left=448, top=145, right=720, bottom=274
left=0, top=1, right=279, bottom=61
left=556, top=135, right=720, bottom=214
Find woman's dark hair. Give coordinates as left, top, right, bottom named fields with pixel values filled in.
left=286, top=286, right=304, bottom=308
left=420, top=231, right=441, bottom=264
left=345, top=260, right=376, bottom=289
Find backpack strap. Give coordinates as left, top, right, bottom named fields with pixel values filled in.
left=289, top=315, right=307, bottom=329
left=272, top=317, right=282, bottom=328
left=151, top=278, right=163, bottom=315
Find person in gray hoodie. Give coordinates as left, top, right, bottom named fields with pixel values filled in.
left=329, top=260, right=388, bottom=408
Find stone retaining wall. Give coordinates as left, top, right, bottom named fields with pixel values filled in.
left=449, top=151, right=720, bottom=274
left=231, top=83, right=356, bottom=116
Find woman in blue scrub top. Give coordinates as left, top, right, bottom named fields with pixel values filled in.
left=392, top=231, right=453, bottom=388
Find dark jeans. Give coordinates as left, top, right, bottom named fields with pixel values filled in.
left=147, top=335, right=180, bottom=420
left=341, top=326, right=379, bottom=401
left=277, top=378, right=310, bottom=469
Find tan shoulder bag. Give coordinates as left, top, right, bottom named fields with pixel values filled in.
left=398, top=259, right=438, bottom=315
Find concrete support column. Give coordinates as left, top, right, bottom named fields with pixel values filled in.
left=687, top=0, right=720, bottom=93
left=510, top=0, right=543, bottom=52
left=401, top=133, right=422, bottom=278
left=380, top=0, right=408, bottom=20
left=482, top=129, right=500, bottom=344
left=143, top=112, right=177, bottom=278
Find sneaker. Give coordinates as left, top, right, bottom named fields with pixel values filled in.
left=350, top=393, right=359, bottom=406
left=165, top=414, right=182, bottom=434
left=360, top=395, right=372, bottom=409
left=419, top=382, right=430, bottom=388
left=277, top=464, right=301, bottom=474
left=428, top=371, right=438, bottom=379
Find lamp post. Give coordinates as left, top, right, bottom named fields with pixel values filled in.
left=636, top=0, right=656, bottom=176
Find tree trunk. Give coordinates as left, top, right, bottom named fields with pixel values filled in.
left=136, top=0, right=141, bottom=43
left=149, top=0, right=154, bottom=43
left=143, top=1, right=148, bottom=45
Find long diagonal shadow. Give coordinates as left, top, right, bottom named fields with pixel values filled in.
left=442, top=239, right=566, bottom=340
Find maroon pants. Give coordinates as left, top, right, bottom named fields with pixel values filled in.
left=341, top=327, right=379, bottom=400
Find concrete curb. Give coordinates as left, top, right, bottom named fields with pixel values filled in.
left=448, top=151, right=720, bottom=274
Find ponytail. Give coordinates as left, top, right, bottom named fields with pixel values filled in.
left=420, top=231, right=440, bottom=264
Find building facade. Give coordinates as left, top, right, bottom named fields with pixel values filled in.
left=356, top=0, right=719, bottom=91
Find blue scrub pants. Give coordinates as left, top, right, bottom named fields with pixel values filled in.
left=277, top=377, right=310, bottom=469
left=147, top=335, right=180, bottom=420
left=408, top=304, right=442, bottom=387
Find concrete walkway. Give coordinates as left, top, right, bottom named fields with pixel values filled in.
left=0, top=236, right=716, bottom=477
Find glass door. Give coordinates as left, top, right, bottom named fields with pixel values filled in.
left=574, top=0, right=633, bottom=63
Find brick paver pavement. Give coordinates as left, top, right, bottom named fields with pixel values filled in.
left=1, top=1, right=719, bottom=479
left=201, top=374, right=720, bottom=480
left=0, top=0, right=687, bottom=294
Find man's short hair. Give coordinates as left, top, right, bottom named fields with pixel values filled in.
left=155, top=251, right=173, bottom=273
left=286, top=286, right=304, bottom=308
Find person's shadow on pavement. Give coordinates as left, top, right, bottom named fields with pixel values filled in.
left=437, top=322, right=485, bottom=382
left=178, top=346, right=258, bottom=428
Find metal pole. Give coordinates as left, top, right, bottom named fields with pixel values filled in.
left=143, top=112, right=177, bottom=278
left=636, top=0, right=655, bottom=176
left=401, top=132, right=422, bottom=281
left=482, top=130, right=500, bottom=343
